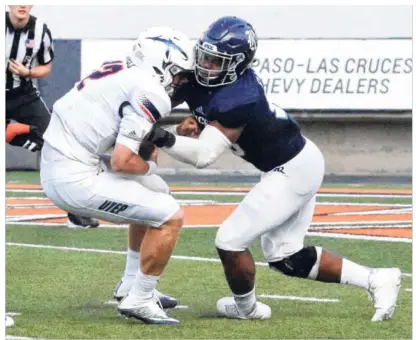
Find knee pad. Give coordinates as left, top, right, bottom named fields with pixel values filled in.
left=268, top=246, right=318, bottom=278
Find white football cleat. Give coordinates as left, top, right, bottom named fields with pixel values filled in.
left=117, top=293, right=179, bottom=325
left=113, top=278, right=179, bottom=309
left=216, top=296, right=271, bottom=320
left=368, top=268, right=402, bottom=322
left=5, top=315, right=15, bottom=327
left=113, top=278, right=133, bottom=302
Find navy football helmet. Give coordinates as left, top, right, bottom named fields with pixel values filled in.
left=195, top=16, right=258, bottom=87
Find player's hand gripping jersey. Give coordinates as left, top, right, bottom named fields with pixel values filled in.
left=171, top=69, right=306, bottom=172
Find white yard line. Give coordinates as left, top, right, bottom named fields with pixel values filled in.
left=6, top=214, right=66, bottom=222
left=258, top=294, right=339, bottom=303
left=6, top=198, right=412, bottom=208
left=6, top=196, right=46, bottom=199
left=5, top=221, right=412, bottom=242
left=103, top=300, right=190, bottom=308
left=6, top=220, right=412, bottom=228
left=307, top=231, right=411, bottom=243
left=6, top=189, right=45, bottom=193
left=7, top=204, right=56, bottom=208
left=174, top=192, right=413, bottom=199
left=5, top=242, right=412, bottom=277
left=6, top=188, right=412, bottom=199
left=6, top=199, right=217, bottom=208
left=317, top=202, right=411, bottom=207
left=313, top=224, right=412, bottom=229
left=332, top=208, right=412, bottom=216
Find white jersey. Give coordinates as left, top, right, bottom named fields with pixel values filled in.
left=43, top=59, right=171, bottom=168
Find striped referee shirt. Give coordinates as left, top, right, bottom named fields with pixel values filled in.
left=5, top=12, right=55, bottom=91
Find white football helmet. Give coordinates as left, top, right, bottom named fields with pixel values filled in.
left=129, top=27, right=195, bottom=96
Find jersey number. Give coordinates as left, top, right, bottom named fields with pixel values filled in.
left=77, top=61, right=124, bottom=90
left=270, top=102, right=288, bottom=120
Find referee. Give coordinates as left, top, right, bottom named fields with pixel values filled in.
left=6, top=5, right=53, bottom=150
left=5, top=5, right=99, bottom=229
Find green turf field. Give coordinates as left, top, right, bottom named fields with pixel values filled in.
left=5, top=171, right=412, bottom=339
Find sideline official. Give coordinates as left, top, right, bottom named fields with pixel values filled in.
left=5, top=5, right=100, bottom=229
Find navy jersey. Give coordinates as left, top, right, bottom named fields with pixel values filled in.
left=173, top=69, right=305, bottom=172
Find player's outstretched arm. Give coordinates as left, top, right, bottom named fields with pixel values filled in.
left=146, top=121, right=243, bottom=169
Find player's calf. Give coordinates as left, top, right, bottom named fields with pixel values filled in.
left=217, top=248, right=256, bottom=295
left=268, top=246, right=372, bottom=284
left=215, top=220, right=272, bottom=319
left=140, top=209, right=184, bottom=276
left=125, top=209, right=184, bottom=302
left=117, top=209, right=184, bottom=324
left=269, top=246, right=402, bottom=321
left=216, top=247, right=271, bottom=319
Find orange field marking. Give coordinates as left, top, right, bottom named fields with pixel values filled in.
left=7, top=198, right=50, bottom=205
left=6, top=202, right=412, bottom=239
left=322, top=228, right=412, bottom=238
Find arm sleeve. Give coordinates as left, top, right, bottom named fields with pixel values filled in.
left=162, top=125, right=231, bottom=169
left=37, top=24, right=55, bottom=65
left=116, top=105, right=153, bottom=154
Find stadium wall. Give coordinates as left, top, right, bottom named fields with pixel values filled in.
left=6, top=6, right=412, bottom=176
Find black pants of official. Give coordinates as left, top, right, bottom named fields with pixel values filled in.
left=6, top=87, right=51, bottom=150
left=6, top=87, right=98, bottom=225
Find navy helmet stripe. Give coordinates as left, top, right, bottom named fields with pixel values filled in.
left=146, top=36, right=188, bottom=61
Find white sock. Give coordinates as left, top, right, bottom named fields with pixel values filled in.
left=123, top=249, right=140, bottom=281
left=341, top=258, right=371, bottom=289
left=130, top=269, right=160, bottom=299
left=233, top=288, right=257, bottom=315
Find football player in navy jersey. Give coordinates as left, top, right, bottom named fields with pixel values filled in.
left=149, top=16, right=402, bottom=322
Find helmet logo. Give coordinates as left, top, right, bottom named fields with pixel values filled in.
left=246, top=29, right=257, bottom=51
left=202, top=42, right=217, bottom=52
left=146, top=36, right=189, bottom=61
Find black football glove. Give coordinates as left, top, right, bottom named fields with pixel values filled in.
left=145, top=125, right=176, bottom=148
left=138, top=140, right=156, bottom=160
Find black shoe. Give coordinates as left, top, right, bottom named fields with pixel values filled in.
left=67, top=213, right=100, bottom=229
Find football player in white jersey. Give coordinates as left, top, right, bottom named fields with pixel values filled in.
left=40, top=27, right=195, bottom=325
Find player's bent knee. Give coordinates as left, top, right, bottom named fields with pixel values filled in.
left=268, top=246, right=318, bottom=278
left=171, top=208, right=184, bottom=223
left=164, top=207, right=184, bottom=231
left=215, top=226, right=247, bottom=252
